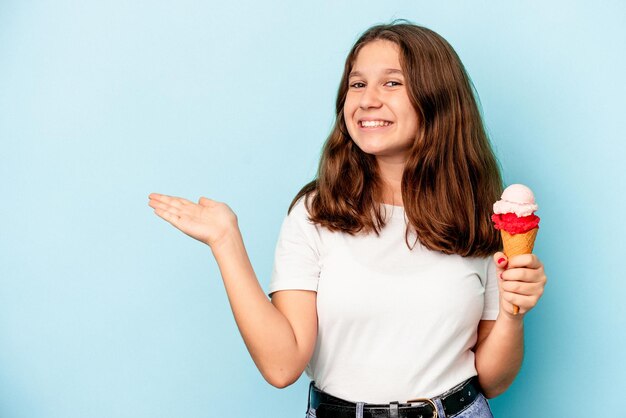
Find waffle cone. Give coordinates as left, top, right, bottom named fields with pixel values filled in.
left=500, top=228, right=538, bottom=257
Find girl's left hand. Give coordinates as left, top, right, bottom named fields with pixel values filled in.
left=493, top=252, right=547, bottom=319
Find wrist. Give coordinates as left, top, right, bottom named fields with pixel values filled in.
left=497, top=309, right=525, bottom=326
left=208, top=226, right=241, bottom=253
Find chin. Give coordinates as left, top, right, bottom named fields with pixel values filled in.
left=351, top=138, right=388, bottom=153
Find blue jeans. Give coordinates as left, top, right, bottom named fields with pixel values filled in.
left=305, top=384, right=494, bottom=418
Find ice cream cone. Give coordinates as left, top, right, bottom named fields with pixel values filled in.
left=500, top=228, right=538, bottom=257
left=492, top=184, right=541, bottom=316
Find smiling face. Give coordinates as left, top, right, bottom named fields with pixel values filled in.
left=343, top=39, right=420, bottom=164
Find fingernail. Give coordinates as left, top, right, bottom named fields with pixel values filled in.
left=498, top=272, right=503, bottom=280
left=498, top=257, right=505, bottom=265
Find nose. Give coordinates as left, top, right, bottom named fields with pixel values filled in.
left=359, top=85, right=382, bottom=109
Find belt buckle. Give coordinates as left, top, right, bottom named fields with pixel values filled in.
left=405, top=397, right=438, bottom=418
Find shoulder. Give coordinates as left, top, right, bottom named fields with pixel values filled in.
left=290, top=194, right=309, bottom=215
left=280, top=193, right=322, bottom=240
left=287, top=192, right=316, bottom=223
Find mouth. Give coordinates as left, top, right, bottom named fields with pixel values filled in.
left=358, top=120, right=394, bottom=130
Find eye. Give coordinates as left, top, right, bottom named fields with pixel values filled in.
left=349, top=82, right=365, bottom=89
left=385, top=81, right=402, bottom=87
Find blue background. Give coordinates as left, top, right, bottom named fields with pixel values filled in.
left=1, top=1, right=624, bottom=417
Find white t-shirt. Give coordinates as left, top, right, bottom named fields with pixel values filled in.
left=268, top=196, right=499, bottom=403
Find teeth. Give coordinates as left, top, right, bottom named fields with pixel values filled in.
left=361, top=120, right=391, bottom=127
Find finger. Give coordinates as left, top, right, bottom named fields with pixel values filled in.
left=493, top=252, right=508, bottom=270
left=501, top=292, right=539, bottom=313
left=149, top=193, right=189, bottom=209
left=501, top=266, right=546, bottom=283
left=507, top=253, right=542, bottom=269
left=502, top=280, right=544, bottom=296
left=501, top=298, right=527, bottom=316
left=177, top=197, right=194, bottom=205
left=149, top=200, right=182, bottom=216
left=153, top=207, right=182, bottom=227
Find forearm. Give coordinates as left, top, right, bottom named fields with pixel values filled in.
left=474, top=314, right=524, bottom=398
left=210, top=227, right=301, bottom=387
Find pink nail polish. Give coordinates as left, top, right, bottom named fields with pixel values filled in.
left=498, top=257, right=505, bottom=265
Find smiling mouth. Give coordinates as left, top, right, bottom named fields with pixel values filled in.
left=359, top=121, right=393, bottom=128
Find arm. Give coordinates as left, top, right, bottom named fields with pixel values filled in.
left=148, top=193, right=317, bottom=388
left=474, top=252, right=547, bottom=398
left=211, top=229, right=317, bottom=388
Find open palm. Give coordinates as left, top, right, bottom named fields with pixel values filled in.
left=148, top=193, right=238, bottom=248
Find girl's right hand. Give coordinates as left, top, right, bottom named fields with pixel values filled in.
left=148, top=193, right=238, bottom=248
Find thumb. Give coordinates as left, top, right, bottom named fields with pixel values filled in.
left=493, top=252, right=508, bottom=270
left=198, top=196, right=214, bottom=206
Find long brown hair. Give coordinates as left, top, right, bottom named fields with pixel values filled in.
left=289, top=20, right=503, bottom=257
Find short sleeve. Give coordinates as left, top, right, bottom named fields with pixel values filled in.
left=267, top=197, right=322, bottom=298
left=481, top=257, right=500, bottom=320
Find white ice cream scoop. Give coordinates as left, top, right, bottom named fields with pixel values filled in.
left=493, top=184, right=539, bottom=217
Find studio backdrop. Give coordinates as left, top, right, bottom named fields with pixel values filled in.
left=1, top=1, right=624, bottom=417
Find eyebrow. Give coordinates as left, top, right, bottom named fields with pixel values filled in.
left=348, top=68, right=404, bottom=78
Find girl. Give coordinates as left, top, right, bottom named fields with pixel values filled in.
left=148, top=21, right=547, bottom=418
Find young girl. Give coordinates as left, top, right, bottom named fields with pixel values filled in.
left=148, top=21, right=547, bottom=418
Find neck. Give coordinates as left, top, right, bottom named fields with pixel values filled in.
left=377, top=157, right=404, bottom=206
